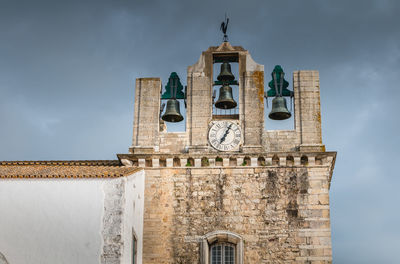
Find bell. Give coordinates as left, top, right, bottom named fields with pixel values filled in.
left=215, top=85, right=237, bottom=109
left=269, top=97, right=291, bottom=120
left=217, top=62, right=235, bottom=82
left=162, top=99, right=184, bottom=122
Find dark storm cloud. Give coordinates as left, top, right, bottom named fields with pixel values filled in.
left=1, top=0, right=399, bottom=262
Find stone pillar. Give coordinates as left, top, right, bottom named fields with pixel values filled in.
left=152, top=158, right=159, bottom=168
left=293, top=71, right=325, bottom=152
left=186, top=52, right=213, bottom=152
left=240, top=53, right=264, bottom=153
left=138, top=159, right=145, bottom=167
left=166, top=158, right=173, bottom=167
left=131, top=78, right=161, bottom=153
left=279, top=157, right=286, bottom=167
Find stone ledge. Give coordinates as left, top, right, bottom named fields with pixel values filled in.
left=299, top=144, right=326, bottom=152
left=118, top=152, right=336, bottom=169
left=296, top=256, right=332, bottom=261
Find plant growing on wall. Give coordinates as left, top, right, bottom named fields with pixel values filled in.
left=201, top=157, right=209, bottom=167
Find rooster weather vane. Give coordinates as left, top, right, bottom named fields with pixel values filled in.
left=220, top=14, right=229, bottom=42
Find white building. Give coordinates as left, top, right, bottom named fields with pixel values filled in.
left=0, top=160, right=144, bottom=264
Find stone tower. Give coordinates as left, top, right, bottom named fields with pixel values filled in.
left=118, top=41, right=336, bottom=263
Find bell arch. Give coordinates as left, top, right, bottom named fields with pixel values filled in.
left=212, top=59, right=239, bottom=120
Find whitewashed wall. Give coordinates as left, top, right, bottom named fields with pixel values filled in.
left=0, top=171, right=144, bottom=264
left=0, top=179, right=104, bottom=264
left=122, top=170, right=144, bottom=264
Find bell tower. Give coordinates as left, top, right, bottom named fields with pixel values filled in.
left=119, top=23, right=336, bottom=263
left=186, top=41, right=265, bottom=153
left=128, top=41, right=325, bottom=156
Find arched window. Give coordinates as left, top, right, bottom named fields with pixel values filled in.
left=200, top=230, right=243, bottom=264
left=210, top=242, right=235, bottom=264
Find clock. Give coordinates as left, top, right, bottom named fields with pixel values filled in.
left=208, top=121, right=242, bottom=151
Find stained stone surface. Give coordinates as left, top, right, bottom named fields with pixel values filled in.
left=142, top=165, right=333, bottom=263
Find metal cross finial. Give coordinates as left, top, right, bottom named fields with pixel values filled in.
left=220, top=13, right=229, bottom=42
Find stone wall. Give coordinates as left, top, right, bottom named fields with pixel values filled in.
left=142, top=163, right=333, bottom=263
left=158, top=132, right=188, bottom=154
left=101, top=171, right=145, bottom=264
left=263, top=130, right=299, bottom=152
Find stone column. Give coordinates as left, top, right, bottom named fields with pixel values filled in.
left=131, top=78, right=161, bottom=153
left=187, top=52, right=213, bottom=153
left=240, top=53, right=264, bottom=153
left=293, top=71, right=325, bottom=152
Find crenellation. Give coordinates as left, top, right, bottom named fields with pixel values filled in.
left=138, top=159, right=145, bottom=167
left=166, top=158, right=173, bottom=167
left=279, top=156, right=287, bottom=166
left=308, top=156, right=316, bottom=166
left=152, top=158, right=159, bottom=168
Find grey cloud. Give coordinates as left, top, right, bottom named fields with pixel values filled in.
left=0, top=0, right=399, bottom=262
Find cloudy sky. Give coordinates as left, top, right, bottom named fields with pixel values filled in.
left=1, top=0, right=399, bottom=263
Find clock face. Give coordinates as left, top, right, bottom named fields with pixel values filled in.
left=208, top=121, right=242, bottom=151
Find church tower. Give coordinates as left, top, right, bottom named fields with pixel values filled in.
left=119, top=38, right=336, bottom=263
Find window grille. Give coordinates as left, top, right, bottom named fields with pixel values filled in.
left=210, top=243, right=235, bottom=264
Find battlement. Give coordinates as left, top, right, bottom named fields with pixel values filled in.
left=119, top=152, right=335, bottom=168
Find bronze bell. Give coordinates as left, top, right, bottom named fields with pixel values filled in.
left=217, top=62, right=235, bottom=82
left=215, top=85, right=237, bottom=109
left=162, top=99, right=184, bottom=122
left=269, top=97, right=291, bottom=120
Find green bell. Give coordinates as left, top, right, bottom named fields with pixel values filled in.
left=162, top=99, right=183, bottom=122
left=269, top=97, right=291, bottom=120
left=217, top=62, right=235, bottom=82
left=215, top=85, right=237, bottom=109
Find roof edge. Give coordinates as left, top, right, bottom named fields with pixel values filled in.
left=0, top=160, right=121, bottom=166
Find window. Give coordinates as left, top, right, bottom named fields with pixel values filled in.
left=200, top=230, right=243, bottom=264
left=210, top=243, right=235, bottom=264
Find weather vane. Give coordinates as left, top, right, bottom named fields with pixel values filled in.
left=220, top=13, right=229, bottom=42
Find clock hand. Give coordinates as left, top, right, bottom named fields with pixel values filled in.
left=220, top=124, right=233, bottom=143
